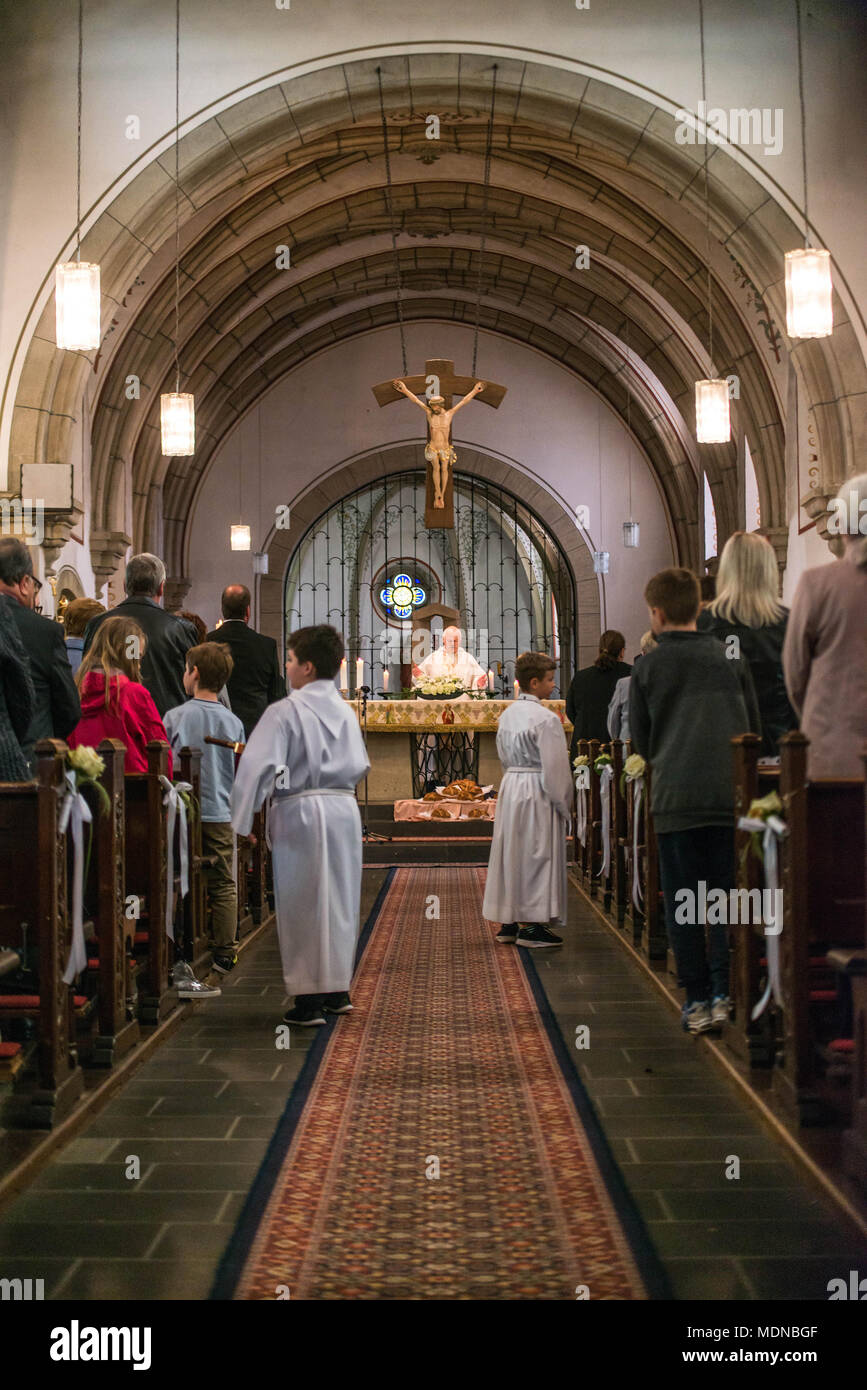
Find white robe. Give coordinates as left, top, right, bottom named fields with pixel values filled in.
left=230, top=680, right=370, bottom=996
left=482, top=694, right=573, bottom=926
left=414, top=646, right=486, bottom=688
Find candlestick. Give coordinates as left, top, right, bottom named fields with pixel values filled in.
left=513, top=680, right=519, bottom=699
left=356, top=658, right=364, bottom=691
left=487, top=668, right=494, bottom=691
left=383, top=670, right=389, bottom=691
left=339, top=658, right=347, bottom=692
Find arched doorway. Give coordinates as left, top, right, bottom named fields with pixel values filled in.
left=283, top=470, right=577, bottom=698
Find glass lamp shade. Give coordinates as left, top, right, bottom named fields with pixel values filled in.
left=593, top=550, right=610, bottom=575
left=785, top=248, right=833, bottom=338
left=252, top=551, right=269, bottom=575
left=622, top=520, right=640, bottom=548
left=230, top=525, right=251, bottom=551
left=160, top=392, right=196, bottom=456
left=55, top=261, right=101, bottom=350
left=695, top=379, right=731, bottom=444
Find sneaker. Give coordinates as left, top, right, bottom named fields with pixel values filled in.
left=682, top=1000, right=713, bottom=1034
left=496, top=924, right=518, bottom=944
left=282, top=1004, right=326, bottom=1027
left=177, top=976, right=222, bottom=999
left=172, top=960, right=196, bottom=986
left=213, top=952, right=238, bottom=975
left=322, top=992, right=353, bottom=1014
left=516, top=924, right=563, bottom=949
left=710, top=995, right=731, bottom=1028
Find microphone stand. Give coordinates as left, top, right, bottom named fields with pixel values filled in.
left=358, top=684, right=390, bottom=843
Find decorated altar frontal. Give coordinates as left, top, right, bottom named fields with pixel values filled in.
left=351, top=698, right=572, bottom=802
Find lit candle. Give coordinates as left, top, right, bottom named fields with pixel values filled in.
left=339, top=658, right=347, bottom=692
left=514, top=680, right=519, bottom=699
left=383, top=670, right=389, bottom=691
left=356, top=658, right=364, bottom=690
left=487, top=668, right=494, bottom=691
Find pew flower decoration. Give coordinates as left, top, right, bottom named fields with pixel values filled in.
left=593, top=752, right=613, bottom=776
left=737, top=790, right=788, bottom=1021
left=573, top=755, right=590, bottom=844
left=739, top=790, right=784, bottom=875
left=620, top=752, right=646, bottom=796
left=572, top=754, right=589, bottom=771
left=66, top=746, right=110, bottom=817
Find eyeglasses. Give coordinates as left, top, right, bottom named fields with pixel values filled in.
left=25, top=573, right=43, bottom=614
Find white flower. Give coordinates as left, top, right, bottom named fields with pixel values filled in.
left=624, top=753, right=646, bottom=780
left=573, top=754, right=589, bottom=769
left=68, top=745, right=105, bottom=781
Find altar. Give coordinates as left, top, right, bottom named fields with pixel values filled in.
left=350, top=698, right=572, bottom=802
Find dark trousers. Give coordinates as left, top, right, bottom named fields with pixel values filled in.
left=657, top=825, right=733, bottom=1006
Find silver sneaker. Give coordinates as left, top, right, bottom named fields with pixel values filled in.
left=682, top=1001, right=713, bottom=1035
left=710, top=995, right=731, bottom=1028
left=176, top=975, right=222, bottom=999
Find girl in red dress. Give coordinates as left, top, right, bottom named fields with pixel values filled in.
left=69, top=616, right=173, bottom=774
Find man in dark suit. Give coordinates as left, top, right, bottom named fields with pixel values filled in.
left=0, top=537, right=81, bottom=771
left=83, top=553, right=197, bottom=716
left=207, top=585, right=286, bottom=737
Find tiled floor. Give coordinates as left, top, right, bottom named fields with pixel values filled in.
left=0, top=867, right=864, bottom=1300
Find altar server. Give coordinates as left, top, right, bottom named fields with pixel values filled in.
left=483, top=650, right=573, bottom=947
left=231, top=624, right=369, bottom=1026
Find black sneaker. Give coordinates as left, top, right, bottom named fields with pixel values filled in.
left=213, top=952, right=238, bottom=975
left=282, top=1004, right=326, bottom=1026
left=496, top=924, right=518, bottom=944
left=516, top=924, right=564, bottom=949
left=322, top=992, right=353, bottom=1014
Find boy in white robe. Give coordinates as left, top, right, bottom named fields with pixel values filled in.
left=483, top=651, right=573, bottom=947
left=231, top=625, right=369, bottom=1026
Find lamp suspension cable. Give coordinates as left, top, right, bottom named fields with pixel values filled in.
left=795, top=0, right=809, bottom=247
left=173, top=0, right=181, bottom=392
left=699, top=0, right=714, bottom=370
left=75, top=0, right=83, bottom=261
left=472, top=63, right=498, bottom=380
left=625, top=317, right=633, bottom=520
left=377, top=67, right=407, bottom=378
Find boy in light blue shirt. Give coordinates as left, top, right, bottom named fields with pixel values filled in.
left=163, top=643, right=246, bottom=974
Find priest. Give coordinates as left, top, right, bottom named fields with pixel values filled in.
left=413, top=625, right=488, bottom=690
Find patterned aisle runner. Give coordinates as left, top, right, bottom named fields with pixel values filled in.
left=218, top=867, right=662, bottom=1300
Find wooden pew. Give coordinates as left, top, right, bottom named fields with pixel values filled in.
left=725, top=733, right=779, bottom=1069
left=609, top=739, right=628, bottom=927
left=125, top=740, right=172, bottom=1024
left=175, top=745, right=211, bottom=973
left=773, top=731, right=866, bottom=1126
left=841, top=748, right=867, bottom=1187
left=245, top=807, right=270, bottom=926
left=84, top=738, right=140, bottom=1067
left=0, top=740, right=85, bottom=1126
left=586, top=738, right=602, bottom=898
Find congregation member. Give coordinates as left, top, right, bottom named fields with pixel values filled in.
left=181, top=610, right=232, bottom=710
left=0, top=591, right=34, bottom=781
left=70, top=616, right=173, bottom=775
left=565, top=629, right=631, bottom=759
left=231, top=624, right=369, bottom=1027
left=629, top=568, right=760, bottom=1035
left=783, top=472, right=867, bottom=779
left=83, top=553, right=197, bottom=716
left=207, top=585, right=285, bottom=737
left=63, top=598, right=105, bottom=675
left=698, top=531, right=797, bottom=757
left=483, top=650, right=573, bottom=949
left=607, top=631, right=657, bottom=743
left=0, top=536, right=80, bottom=771
left=164, top=643, right=245, bottom=977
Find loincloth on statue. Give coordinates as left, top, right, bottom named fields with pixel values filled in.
left=424, top=443, right=457, bottom=465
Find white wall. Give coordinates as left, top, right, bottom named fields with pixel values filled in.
left=185, top=323, right=675, bottom=660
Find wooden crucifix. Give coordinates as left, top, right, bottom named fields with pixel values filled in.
left=372, top=358, right=507, bottom=527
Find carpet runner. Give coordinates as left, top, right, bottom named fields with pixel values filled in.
left=213, top=867, right=667, bottom=1300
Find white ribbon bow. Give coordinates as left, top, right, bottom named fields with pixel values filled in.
left=59, top=770, right=93, bottom=985
left=160, top=776, right=193, bottom=942
left=597, top=765, right=614, bottom=879
left=574, top=766, right=589, bottom=846
left=630, top=777, right=645, bottom=908
left=737, top=812, right=787, bottom=1021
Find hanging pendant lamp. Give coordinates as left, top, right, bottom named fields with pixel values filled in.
left=693, top=0, right=731, bottom=445
left=786, top=0, right=832, bottom=339
left=56, top=1, right=100, bottom=351
left=160, top=0, right=196, bottom=456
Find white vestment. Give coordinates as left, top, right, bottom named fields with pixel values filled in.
left=230, top=680, right=370, bottom=996
left=482, top=694, right=573, bottom=926
left=414, top=646, right=486, bottom=687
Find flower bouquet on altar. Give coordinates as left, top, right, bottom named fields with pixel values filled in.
left=415, top=674, right=468, bottom=700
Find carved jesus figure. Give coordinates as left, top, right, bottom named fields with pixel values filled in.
left=393, top=379, right=486, bottom=508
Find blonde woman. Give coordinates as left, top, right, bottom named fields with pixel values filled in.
left=783, top=473, right=867, bottom=778
left=69, top=616, right=172, bottom=774
left=697, top=532, right=797, bottom=757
